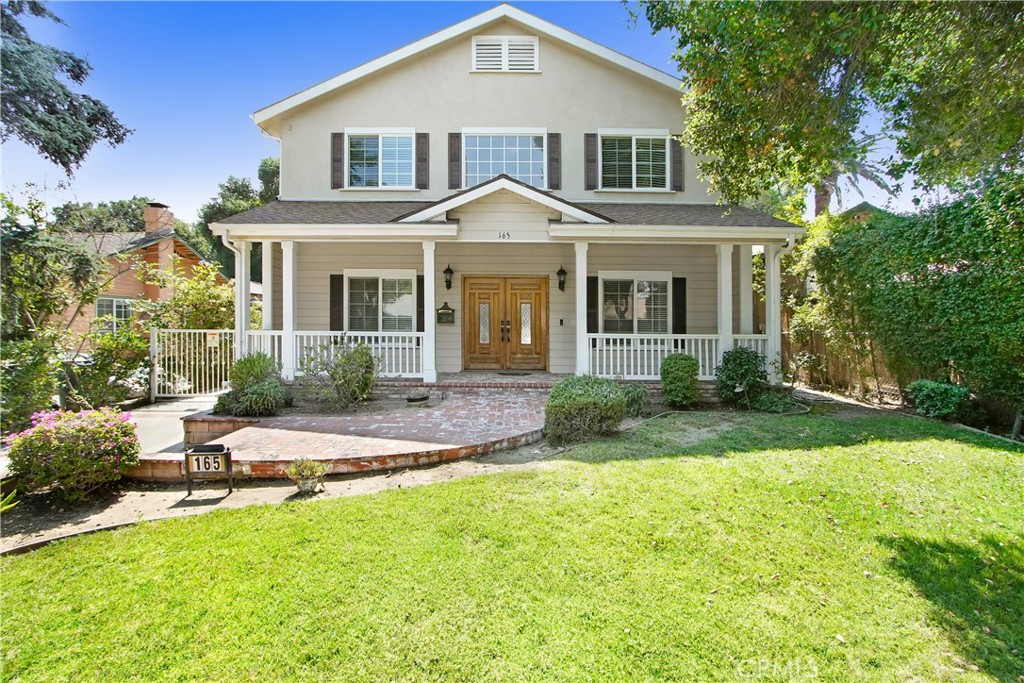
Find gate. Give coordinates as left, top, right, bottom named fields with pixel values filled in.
left=150, top=329, right=235, bottom=399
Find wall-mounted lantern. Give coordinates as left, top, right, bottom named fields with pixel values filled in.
left=444, top=264, right=454, bottom=290
left=556, top=265, right=567, bottom=292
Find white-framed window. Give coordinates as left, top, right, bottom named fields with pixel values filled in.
left=471, top=35, right=539, bottom=72
left=463, top=127, right=546, bottom=188
left=344, top=270, right=416, bottom=332
left=599, top=271, right=671, bottom=334
left=95, top=296, right=135, bottom=334
left=598, top=129, right=670, bottom=191
left=346, top=128, right=415, bottom=189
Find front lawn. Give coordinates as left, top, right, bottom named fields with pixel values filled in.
left=3, top=413, right=1022, bottom=682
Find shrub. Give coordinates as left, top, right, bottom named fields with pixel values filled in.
left=906, top=380, right=971, bottom=420
left=297, top=341, right=379, bottom=409
left=73, top=324, right=150, bottom=408
left=233, top=379, right=286, bottom=417
left=6, top=407, right=140, bottom=501
left=715, top=347, right=769, bottom=409
left=231, top=352, right=279, bottom=390
left=544, top=375, right=626, bottom=444
left=753, top=388, right=797, bottom=414
left=660, top=353, right=700, bottom=407
left=1, top=338, right=57, bottom=433
left=285, top=457, right=329, bottom=482
left=213, top=352, right=285, bottom=417
left=622, top=383, right=650, bottom=418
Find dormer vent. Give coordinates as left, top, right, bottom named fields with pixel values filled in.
left=472, top=36, right=539, bottom=72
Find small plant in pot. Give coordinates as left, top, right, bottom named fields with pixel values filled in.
left=406, top=388, right=430, bottom=404
left=284, top=458, right=329, bottom=494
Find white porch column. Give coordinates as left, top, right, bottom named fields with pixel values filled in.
left=574, top=241, right=589, bottom=375
left=422, top=241, right=437, bottom=383
left=261, top=240, right=274, bottom=330
left=738, top=244, right=754, bottom=334
left=234, top=241, right=251, bottom=358
left=716, top=243, right=734, bottom=364
left=765, top=243, right=783, bottom=384
left=281, top=240, right=297, bottom=380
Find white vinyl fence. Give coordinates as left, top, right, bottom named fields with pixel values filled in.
left=150, top=329, right=235, bottom=399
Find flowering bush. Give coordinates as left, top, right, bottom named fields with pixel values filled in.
left=6, top=408, right=141, bottom=501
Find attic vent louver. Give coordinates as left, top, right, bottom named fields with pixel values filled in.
left=472, top=36, right=538, bottom=72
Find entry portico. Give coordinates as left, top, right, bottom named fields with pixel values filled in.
left=212, top=176, right=801, bottom=384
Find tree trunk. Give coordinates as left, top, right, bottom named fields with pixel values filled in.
left=813, top=172, right=839, bottom=216
left=1013, top=410, right=1022, bottom=441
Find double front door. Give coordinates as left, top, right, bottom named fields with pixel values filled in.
left=463, top=276, right=548, bottom=370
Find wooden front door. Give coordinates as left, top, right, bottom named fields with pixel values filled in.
left=463, top=276, right=548, bottom=370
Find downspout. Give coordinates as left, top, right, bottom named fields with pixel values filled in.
left=218, top=230, right=246, bottom=360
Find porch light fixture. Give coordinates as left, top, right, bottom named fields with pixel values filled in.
left=556, top=265, right=567, bottom=292
left=444, top=264, right=454, bottom=290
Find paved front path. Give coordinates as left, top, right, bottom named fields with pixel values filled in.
left=131, top=395, right=218, bottom=454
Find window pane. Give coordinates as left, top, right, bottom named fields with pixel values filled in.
left=520, top=302, right=532, bottom=344
left=381, top=136, right=413, bottom=187
left=463, top=134, right=545, bottom=187
left=349, top=136, right=380, bottom=187
left=479, top=302, right=490, bottom=344
left=600, top=137, right=632, bottom=189
left=348, top=277, right=380, bottom=331
left=636, top=280, right=668, bottom=334
left=381, top=278, right=414, bottom=331
left=635, top=138, right=667, bottom=189
left=602, top=279, right=634, bottom=333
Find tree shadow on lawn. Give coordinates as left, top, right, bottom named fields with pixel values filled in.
left=881, top=535, right=1024, bottom=682
left=559, top=411, right=1024, bottom=464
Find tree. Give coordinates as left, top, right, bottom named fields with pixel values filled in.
left=51, top=196, right=151, bottom=233
left=0, top=0, right=131, bottom=173
left=636, top=1, right=1024, bottom=213
left=136, top=260, right=235, bottom=331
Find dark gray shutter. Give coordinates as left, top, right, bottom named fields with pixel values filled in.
left=330, top=274, right=345, bottom=331
left=331, top=133, right=346, bottom=190
left=671, top=137, right=684, bottom=192
left=584, top=133, right=598, bottom=191
left=448, top=133, right=461, bottom=189
left=586, top=276, right=599, bottom=333
left=672, top=277, right=687, bottom=334
left=416, top=133, right=430, bottom=190
left=547, top=133, right=561, bottom=190
left=416, top=275, right=425, bottom=332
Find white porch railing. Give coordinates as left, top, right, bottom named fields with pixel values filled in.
left=734, top=334, right=769, bottom=357
left=248, top=330, right=284, bottom=367
left=151, top=329, right=235, bottom=398
left=588, top=334, right=721, bottom=380
left=291, top=332, right=424, bottom=378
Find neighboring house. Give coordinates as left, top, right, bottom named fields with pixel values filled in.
left=841, top=201, right=895, bottom=223
left=58, top=203, right=215, bottom=345
left=211, top=4, right=804, bottom=383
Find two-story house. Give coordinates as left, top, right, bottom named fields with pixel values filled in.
left=211, top=4, right=803, bottom=384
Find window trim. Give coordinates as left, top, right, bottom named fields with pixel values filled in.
left=596, top=128, right=672, bottom=192
left=343, top=128, right=416, bottom=190
left=597, top=270, right=673, bottom=335
left=343, top=269, right=417, bottom=333
left=461, top=127, right=548, bottom=190
left=95, top=296, right=136, bottom=334
left=470, top=35, right=540, bottom=73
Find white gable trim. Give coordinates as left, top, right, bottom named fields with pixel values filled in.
left=397, top=176, right=609, bottom=224
left=253, top=4, right=682, bottom=128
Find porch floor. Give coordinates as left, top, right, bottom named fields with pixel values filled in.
left=130, top=389, right=547, bottom=481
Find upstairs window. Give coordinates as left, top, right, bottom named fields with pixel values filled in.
left=464, top=129, right=546, bottom=188
left=472, top=36, right=539, bottom=72
left=347, top=130, right=414, bottom=188
left=599, top=131, right=670, bottom=190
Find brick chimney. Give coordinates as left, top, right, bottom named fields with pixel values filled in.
left=143, top=202, right=175, bottom=235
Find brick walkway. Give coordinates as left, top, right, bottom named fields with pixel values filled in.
left=133, top=389, right=548, bottom=480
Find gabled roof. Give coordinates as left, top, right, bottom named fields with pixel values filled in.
left=841, top=201, right=894, bottom=216
left=252, top=3, right=682, bottom=133
left=64, top=228, right=211, bottom=263
left=395, top=175, right=612, bottom=224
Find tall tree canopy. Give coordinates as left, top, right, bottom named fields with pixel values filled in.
left=637, top=1, right=1024, bottom=213
left=51, top=196, right=151, bottom=233
left=0, top=0, right=131, bottom=173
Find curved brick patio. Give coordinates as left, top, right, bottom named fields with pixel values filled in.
left=130, top=389, right=547, bottom=481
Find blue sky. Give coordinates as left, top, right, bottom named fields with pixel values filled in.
left=4, top=1, right=911, bottom=223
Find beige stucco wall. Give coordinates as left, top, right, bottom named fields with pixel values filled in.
left=277, top=18, right=714, bottom=205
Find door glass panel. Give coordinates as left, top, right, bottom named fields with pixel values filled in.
left=520, top=302, right=532, bottom=344
left=479, top=302, right=490, bottom=344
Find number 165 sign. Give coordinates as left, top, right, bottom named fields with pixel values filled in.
left=184, top=444, right=233, bottom=495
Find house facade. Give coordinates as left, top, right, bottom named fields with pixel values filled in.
left=212, top=4, right=802, bottom=383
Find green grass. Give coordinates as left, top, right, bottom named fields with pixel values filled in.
left=3, top=413, right=1022, bottom=682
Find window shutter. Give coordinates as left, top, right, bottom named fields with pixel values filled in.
left=473, top=37, right=504, bottom=71
left=584, top=133, right=598, bottom=191
left=586, top=276, right=598, bottom=333
left=415, top=133, right=430, bottom=190
left=670, top=137, right=684, bottom=192
left=330, top=274, right=345, bottom=331
left=547, top=133, right=561, bottom=190
left=449, top=133, right=461, bottom=189
left=506, top=38, right=538, bottom=72
left=331, top=133, right=346, bottom=190
left=672, top=277, right=687, bottom=334
left=416, top=275, right=425, bottom=332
